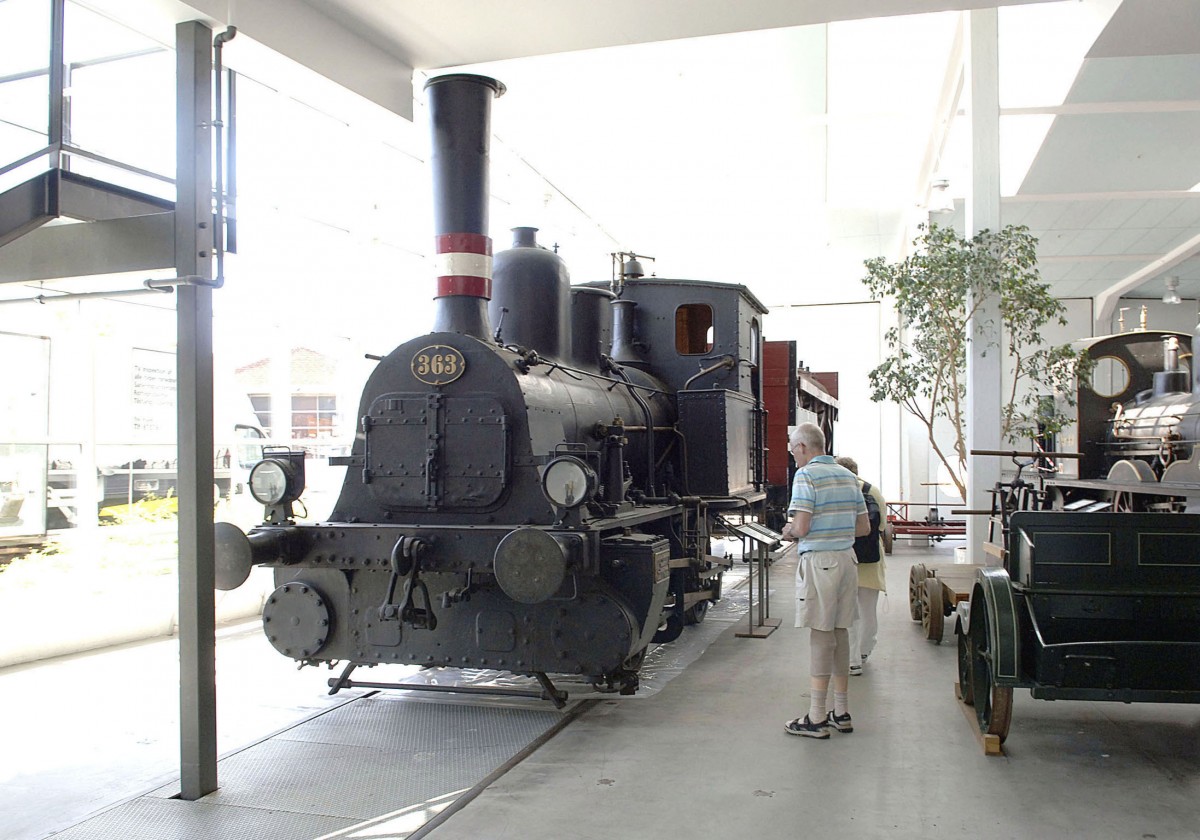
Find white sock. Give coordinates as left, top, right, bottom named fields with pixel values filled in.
left=834, top=691, right=849, bottom=717
left=809, top=688, right=827, bottom=723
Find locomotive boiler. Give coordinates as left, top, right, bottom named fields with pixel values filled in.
left=214, top=74, right=770, bottom=701
left=1042, top=322, right=1200, bottom=510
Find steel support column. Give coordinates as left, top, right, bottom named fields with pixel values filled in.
left=48, top=0, right=65, bottom=148
left=175, top=20, right=217, bottom=800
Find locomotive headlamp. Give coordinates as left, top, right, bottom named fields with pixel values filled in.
left=541, top=456, right=597, bottom=509
left=249, top=448, right=306, bottom=506
left=249, top=460, right=289, bottom=505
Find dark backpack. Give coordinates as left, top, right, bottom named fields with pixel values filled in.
left=853, top=482, right=882, bottom=564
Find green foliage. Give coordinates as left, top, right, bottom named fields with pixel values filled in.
left=0, top=524, right=177, bottom=594
left=0, top=493, right=179, bottom=591
left=863, top=223, right=1090, bottom=499
left=99, top=490, right=179, bottom=526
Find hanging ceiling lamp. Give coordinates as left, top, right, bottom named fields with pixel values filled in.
left=1163, top=275, right=1181, bottom=305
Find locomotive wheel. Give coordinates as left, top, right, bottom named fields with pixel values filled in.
left=681, top=566, right=710, bottom=626
left=622, top=647, right=647, bottom=672
left=956, top=618, right=975, bottom=706
left=685, top=599, right=709, bottom=625
left=922, top=577, right=944, bottom=643
left=1111, top=491, right=1138, bottom=513
left=908, top=565, right=928, bottom=621
left=653, top=611, right=685, bottom=644
left=596, top=654, right=644, bottom=696
left=968, top=598, right=1013, bottom=742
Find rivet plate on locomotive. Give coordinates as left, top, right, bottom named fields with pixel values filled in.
left=263, top=582, right=331, bottom=658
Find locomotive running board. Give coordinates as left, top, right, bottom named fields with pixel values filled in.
left=328, top=662, right=569, bottom=709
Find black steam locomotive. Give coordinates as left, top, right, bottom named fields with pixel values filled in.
left=1044, top=323, right=1200, bottom=509
left=214, top=74, right=773, bottom=700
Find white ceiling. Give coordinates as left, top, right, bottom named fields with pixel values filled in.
left=303, top=0, right=1050, bottom=68
left=1004, top=0, right=1200, bottom=322
left=127, top=0, right=1200, bottom=323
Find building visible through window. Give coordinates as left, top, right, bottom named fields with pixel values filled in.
left=249, top=394, right=271, bottom=435
left=292, top=394, right=337, bottom=452
left=675, top=304, right=714, bottom=355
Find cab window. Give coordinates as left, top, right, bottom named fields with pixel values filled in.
left=675, top=304, right=713, bottom=354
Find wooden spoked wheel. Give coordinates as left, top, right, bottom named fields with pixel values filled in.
left=922, top=577, right=945, bottom=643
left=908, top=564, right=928, bottom=621
left=968, top=599, right=1013, bottom=742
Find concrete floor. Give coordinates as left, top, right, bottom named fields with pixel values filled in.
left=428, top=542, right=1200, bottom=840
left=5, top=541, right=1200, bottom=839
left=0, top=619, right=368, bottom=840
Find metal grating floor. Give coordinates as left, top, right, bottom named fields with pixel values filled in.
left=45, top=563, right=752, bottom=839
left=53, top=694, right=564, bottom=839
left=45, top=798, right=356, bottom=840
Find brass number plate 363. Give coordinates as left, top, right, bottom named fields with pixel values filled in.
left=411, top=345, right=466, bottom=385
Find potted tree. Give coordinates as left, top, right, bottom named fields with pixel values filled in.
left=863, top=223, right=1088, bottom=501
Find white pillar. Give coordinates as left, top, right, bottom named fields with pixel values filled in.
left=964, top=9, right=1003, bottom=565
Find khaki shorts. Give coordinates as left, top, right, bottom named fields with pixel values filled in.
left=794, top=548, right=859, bottom=631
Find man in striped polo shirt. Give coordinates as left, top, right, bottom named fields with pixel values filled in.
left=781, top=422, right=870, bottom=739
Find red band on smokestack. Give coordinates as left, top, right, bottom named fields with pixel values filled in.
left=436, top=233, right=491, bottom=256
left=435, top=232, right=493, bottom=299
left=438, top=276, right=492, bottom=297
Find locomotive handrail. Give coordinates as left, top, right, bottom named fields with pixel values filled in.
left=970, top=449, right=1082, bottom=459
left=1100, top=434, right=1196, bottom=445
left=541, top=360, right=585, bottom=381
left=610, top=363, right=657, bottom=495
left=530, top=354, right=673, bottom=396
left=682, top=355, right=735, bottom=391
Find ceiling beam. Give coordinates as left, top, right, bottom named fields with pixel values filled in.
left=83, top=0, right=416, bottom=119
left=1094, top=230, right=1200, bottom=332
left=1006, top=190, right=1200, bottom=203
left=334, top=0, right=1060, bottom=70
left=1039, top=253, right=1163, bottom=264
left=1003, top=100, right=1200, bottom=116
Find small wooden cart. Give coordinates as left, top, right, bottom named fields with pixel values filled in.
left=908, top=561, right=983, bottom=642
left=910, top=449, right=1080, bottom=644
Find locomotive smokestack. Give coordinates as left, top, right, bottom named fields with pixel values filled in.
left=610, top=298, right=646, bottom=368
left=424, top=73, right=506, bottom=338
left=1153, top=335, right=1189, bottom=396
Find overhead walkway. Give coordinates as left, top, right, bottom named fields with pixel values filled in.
left=0, top=165, right=176, bottom=285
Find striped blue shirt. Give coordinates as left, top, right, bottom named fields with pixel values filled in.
left=788, top=455, right=866, bottom=552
